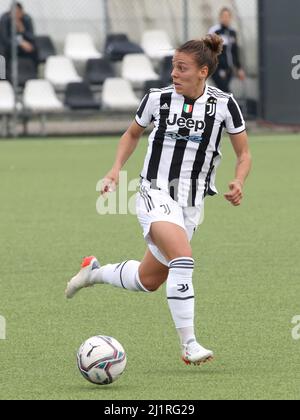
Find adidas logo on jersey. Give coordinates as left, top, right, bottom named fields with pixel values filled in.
left=160, top=103, right=170, bottom=110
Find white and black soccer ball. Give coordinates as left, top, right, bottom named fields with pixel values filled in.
left=77, top=335, right=127, bottom=385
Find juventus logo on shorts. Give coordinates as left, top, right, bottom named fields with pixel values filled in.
left=206, top=98, right=217, bottom=117
left=160, top=204, right=171, bottom=215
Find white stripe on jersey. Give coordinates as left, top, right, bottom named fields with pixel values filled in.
left=177, top=100, right=206, bottom=204
left=136, top=84, right=245, bottom=207
left=155, top=95, right=185, bottom=192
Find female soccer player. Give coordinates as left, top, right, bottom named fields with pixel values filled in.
left=66, top=34, right=252, bottom=366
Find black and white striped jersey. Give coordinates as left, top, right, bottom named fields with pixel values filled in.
left=135, top=84, right=245, bottom=207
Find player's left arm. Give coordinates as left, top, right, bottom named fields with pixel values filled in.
left=224, top=131, right=252, bottom=206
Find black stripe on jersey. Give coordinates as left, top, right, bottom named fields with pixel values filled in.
left=168, top=98, right=195, bottom=200
left=137, top=93, right=150, bottom=119
left=204, top=165, right=215, bottom=197
left=227, top=97, right=243, bottom=128
left=146, top=92, right=173, bottom=187
left=203, top=123, right=224, bottom=197
left=188, top=96, right=218, bottom=207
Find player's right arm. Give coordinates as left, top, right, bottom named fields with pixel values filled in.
left=101, top=121, right=145, bottom=195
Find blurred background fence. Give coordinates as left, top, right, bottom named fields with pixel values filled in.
left=0, top=0, right=258, bottom=137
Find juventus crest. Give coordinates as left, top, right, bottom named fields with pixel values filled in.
left=206, top=97, right=217, bottom=117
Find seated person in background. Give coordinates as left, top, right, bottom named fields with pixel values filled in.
left=0, top=2, right=37, bottom=80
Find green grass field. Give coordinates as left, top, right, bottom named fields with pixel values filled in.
left=0, top=133, right=300, bottom=400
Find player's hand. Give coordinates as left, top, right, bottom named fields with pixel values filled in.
left=224, top=179, right=243, bottom=206
left=100, top=169, right=119, bottom=196
left=20, top=40, right=34, bottom=53
left=237, top=69, right=246, bottom=81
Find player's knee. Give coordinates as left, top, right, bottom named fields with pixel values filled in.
left=140, top=273, right=167, bottom=292
left=145, top=278, right=166, bottom=292
left=146, top=284, right=159, bottom=292
left=168, top=248, right=193, bottom=261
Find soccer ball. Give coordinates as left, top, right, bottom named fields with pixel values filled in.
left=77, top=335, right=127, bottom=385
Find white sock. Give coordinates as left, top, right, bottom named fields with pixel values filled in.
left=90, top=260, right=150, bottom=292
left=167, top=257, right=196, bottom=344
left=177, top=327, right=196, bottom=346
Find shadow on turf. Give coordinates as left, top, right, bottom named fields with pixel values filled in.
left=161, top=366, right=234, bottom=376
left=69, top=384, right=128, bottom=393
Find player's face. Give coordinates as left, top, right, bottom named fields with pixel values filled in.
left=172, top=52, right=208, bottom=99
left=12, top=6, right=24, bottom=20
left=220, top=10, right=232, bottom=27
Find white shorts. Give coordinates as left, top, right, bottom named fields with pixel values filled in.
left=136, top=183, right=204, bottom=266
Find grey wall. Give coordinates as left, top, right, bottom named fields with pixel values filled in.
left=259, top=0, right=300, bottom=124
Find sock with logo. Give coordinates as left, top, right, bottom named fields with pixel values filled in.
left=90, top=260, right=150, bottom=292
left=166, top=257, right=196, bottom=344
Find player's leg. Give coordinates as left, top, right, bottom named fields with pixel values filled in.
left=150, top=221, right=192, bottom=260
left=65, top=247, right=168, bottom=299
left=150, top=221, right=213, bottom=365
left=66, top=187, right=170, bottom=299
left=150, top=221, right=195, bottom=345
left=94, top=247, right=169, bottom=292
left=138, top=248, right=169, bottom=291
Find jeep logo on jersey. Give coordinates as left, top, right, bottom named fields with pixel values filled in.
left=167, top=114, right=206, bottom=132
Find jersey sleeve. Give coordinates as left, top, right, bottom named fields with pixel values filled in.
left=208, top=24, right=220, bottom=35
left=135, top=92, right=155, bottom=128
left=224, top=95, right=246, bottom=134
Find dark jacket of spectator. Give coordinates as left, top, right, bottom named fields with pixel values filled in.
left=0, top=6, right=37, bottom=61
left=208, top=8, right=245, bottom=92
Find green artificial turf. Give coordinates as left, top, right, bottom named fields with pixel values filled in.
left=0, top=133, right=300, bottom=400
